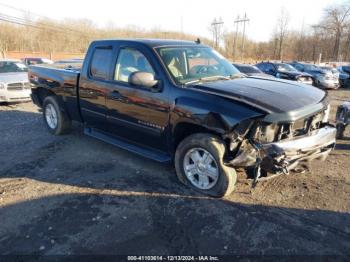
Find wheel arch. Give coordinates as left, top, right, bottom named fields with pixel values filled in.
left=36, top=87, right=56, bottom=107
left=171, top=121, right=228, bottom=154
left=39, top=88, right=72, bottom=120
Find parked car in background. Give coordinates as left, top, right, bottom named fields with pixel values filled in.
left=335, top=102, right=350, bottom=139
left=255, top=62, right=313, bottom=85
left=319, top=66, right=340, bottom=78
left=0, top=59, right=31, bottom=103
left=337, top=65, right=350, bottom=88
left=29, top=39, right=336, bottom=197
left=22, top=57, right=54, bottom=66
left=288, top=62, right=339, bottom=89
left=319, top=66, right=340, bottom=88
left=233, top=63, right=274, bottom=78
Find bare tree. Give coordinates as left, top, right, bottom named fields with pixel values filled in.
left=344, top=26, right=350, bottom=60
left=275, top=8, right=290, bottom=60
left=0, top=23, right=14, bottom=58
left=294, top=22, right=306, bottom=61
left=317, top=3, right=350, bottom=60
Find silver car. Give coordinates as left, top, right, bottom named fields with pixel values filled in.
left=0, top=59, right=31, bottom=103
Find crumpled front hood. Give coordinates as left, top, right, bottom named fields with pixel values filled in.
left=0, top=72, right=29, bottom=84
left=190, top=77, right=326, bottom=114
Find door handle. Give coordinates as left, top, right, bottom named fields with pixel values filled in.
left=110, top=90, right=122, bottom=99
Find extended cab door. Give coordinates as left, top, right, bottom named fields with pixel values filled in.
left=79, top=45, right=115, bottom=128
left=105, top=45, right=170, bottom=152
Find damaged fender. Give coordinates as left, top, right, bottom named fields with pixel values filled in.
left=171, top=95, right=264, bottom=136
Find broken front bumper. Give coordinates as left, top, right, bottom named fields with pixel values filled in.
left=259, top=125, right=336, bottom=172
left=230, top=125, right=336, bottom=174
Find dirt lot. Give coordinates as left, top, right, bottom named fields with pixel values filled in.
left=0, top=89, right=349, bottom=256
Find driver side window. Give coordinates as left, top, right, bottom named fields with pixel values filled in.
left=114, top=48, right=155, bottom=82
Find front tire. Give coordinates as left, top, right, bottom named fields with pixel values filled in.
left=43, top=96, right=71, bottom=135
left=175, top=133, right=237, bottom=197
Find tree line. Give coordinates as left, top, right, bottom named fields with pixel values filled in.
left=0, top=18, right=212, bottom=59
left=1, top=1, right=350, bottom=63
left=221, top=2, right=350, bottom=63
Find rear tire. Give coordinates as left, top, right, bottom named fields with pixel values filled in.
left=175, top=133, right=237, bottom=198
left=43, top=96, right=71, bottom=135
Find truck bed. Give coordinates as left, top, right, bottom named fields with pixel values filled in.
left=40, top=62, right=82, bottom=71
left=29, top=64, right=82, bottom=122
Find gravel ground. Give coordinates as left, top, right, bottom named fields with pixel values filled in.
left=0, top=89, right=349, bottom=256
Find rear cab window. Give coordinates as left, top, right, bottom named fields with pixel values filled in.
left=89, top=47, right=113, bottom=80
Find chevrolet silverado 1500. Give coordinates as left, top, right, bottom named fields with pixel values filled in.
left=29, top=39, right=336, bottom=197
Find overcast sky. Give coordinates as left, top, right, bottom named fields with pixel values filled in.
left=0, top=0, right=345, bottom=42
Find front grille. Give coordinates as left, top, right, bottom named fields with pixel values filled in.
left=292, top=118, right=306, bottom=132
left=254, top=110, right=326, bottom=143
left=283, top=112, right=324, bottom=138
left=7, top=82, right=29, bottom=91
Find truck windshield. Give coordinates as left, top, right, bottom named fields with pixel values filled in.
left=0, top=61, right=28, bottom=73
left=157, top=46, right=240, bottom=85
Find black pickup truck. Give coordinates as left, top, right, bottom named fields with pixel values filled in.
left=29, top=39, right=336, bottom=197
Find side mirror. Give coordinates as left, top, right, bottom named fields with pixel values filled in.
left=129, top=71, right=159, bottom=90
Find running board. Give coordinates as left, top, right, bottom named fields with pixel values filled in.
left=84, top=127, right=171, bottom=163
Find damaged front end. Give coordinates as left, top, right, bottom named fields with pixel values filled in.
left=226, top=104, right=337, bottom=184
